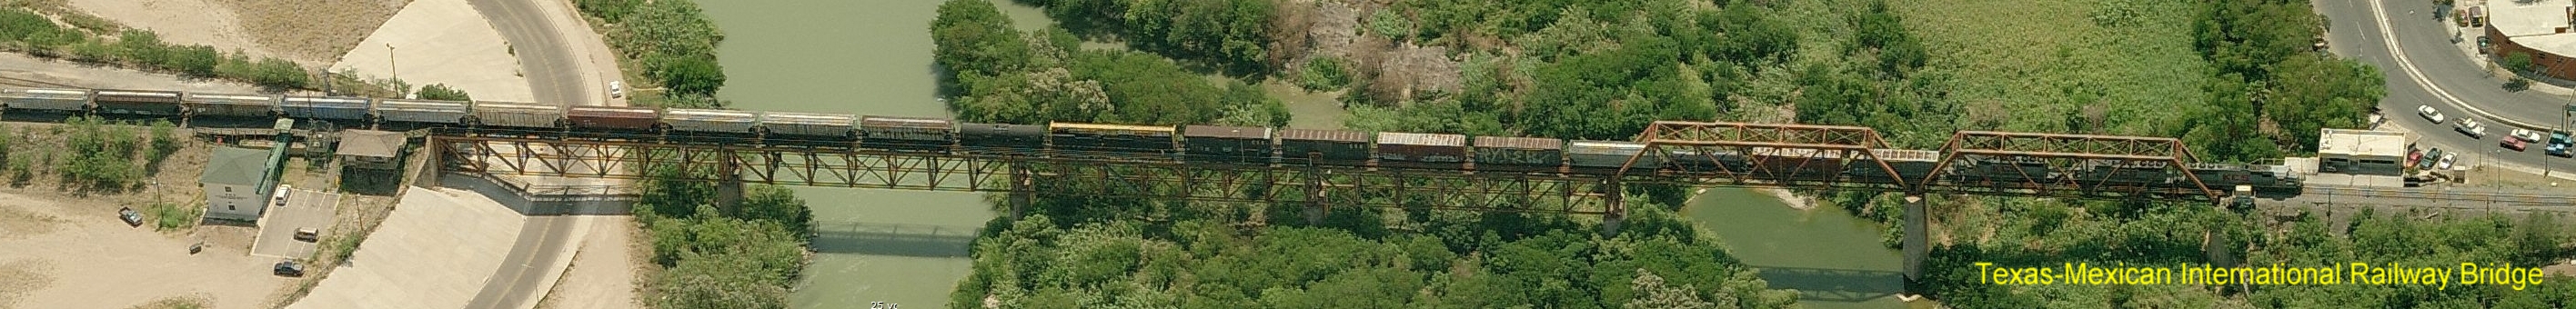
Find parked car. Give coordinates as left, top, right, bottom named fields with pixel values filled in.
left=2418, top=105, right=2447, bottom=124
left=2504, top=137, right=2528, bottom=151
left=2511, top=128, right=2544, bottom=143
left=274, top=260, right=305, bottom=277
left=117, top=207, right=141, bottom=227
left=2407, top=148, right=2424, bottom=165
left=272, top=184, right=292, bottom=208
left=2419, top=148, right=2445, bottom=170
left=2552, top=131, right=2574, bottom=157
left=609, top=81, right=624, bottom=99
left=2437, top=153, right=2459, bottom=171
left=294, top=228, right=319, bottom=243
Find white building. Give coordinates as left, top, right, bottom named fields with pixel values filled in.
left=2317, top=128, right=2410, bottom=176
left=202, top=146, right=276, bottom=221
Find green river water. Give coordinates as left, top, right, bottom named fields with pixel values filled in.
left=699, top=1, right=1907, bottom=307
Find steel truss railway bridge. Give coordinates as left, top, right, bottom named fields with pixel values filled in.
left=425, top=120, right=2350, bottom=284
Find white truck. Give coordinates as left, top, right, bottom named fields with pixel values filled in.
left=2453, top=117, right=2488, bottom=139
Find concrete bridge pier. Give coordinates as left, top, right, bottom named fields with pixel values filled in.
left=1008, top=163, right=1033, bottom=221
left=1598, top=180, right=1625, bottom=236
left=1901, top=194, right=1926, bottom=295
left=716, top=154, right=744, bottom=211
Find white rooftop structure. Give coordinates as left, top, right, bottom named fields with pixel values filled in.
left=2489, top=0, right=2575, bottom=37
left=2318, top=129, right=2409, bottom=176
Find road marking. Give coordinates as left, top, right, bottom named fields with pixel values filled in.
left=2367, top=0, right=2552, bottom=131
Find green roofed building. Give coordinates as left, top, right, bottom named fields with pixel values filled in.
left=203, top=146, right=278, bottom=221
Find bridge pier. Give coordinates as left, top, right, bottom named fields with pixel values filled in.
left=1598, top=180, right=1624, bottom=236
left=1009, top=163, right=1032, bottom=221
left=716, top=154, right=744, bottom=211
left=1901, top=194, right=1926, bottom=296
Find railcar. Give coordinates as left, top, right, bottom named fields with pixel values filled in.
left=566, top=105, right=661, bottom=131
left=1661, top=147, right=1746, bottom=172
left=958, top=123, right=1045, bottom=155
left=1471, top=136, right=1565, bottom=170
left=1, top=88, right=94, bottom=113
left=182, top=93, right=280, bottom=117
left=1960, top=157, right=2054, bottom=184
left=662, top=109, right=760, bottom=134
left=1182, top=125, right=1273, bottom=164
left=1566, top=141, right=1658, bottom=172
left=1853, top=149, right=1941, bottom=183
left=372, top=99, right=471, bottom=125
left=1278, top=129, right=1372, bottom=164
left=2080, top=161, right=2176, bottom=188
left=1050, top=122, right=1178, bottom=159
left=280, top=96, right=372, bottom=121
left=760, top=112, right=858, bottom=141
left=1741, top=148, right=1845, bottom=180
left=1374, top=132, right=1468, bottom=166
left=91, top=89, right=184, bottom=116
left=469, top=102, right=567, bottom=129
left=859, top=115, right=953, bottom=153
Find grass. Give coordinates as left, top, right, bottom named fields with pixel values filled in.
left=1890, top=0, right=2209, bottom=135
left=125, top=294, right=213, bottom=309
left=147, top=200, right=198, bottom=232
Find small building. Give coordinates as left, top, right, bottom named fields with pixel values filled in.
left=202, top=146, right=278, bottom=221
left=2484, top=0, right=2576, bottom=80
left=2316, top=128, right=2409, bottom=176
left=337, top=130, right=407, bottom=170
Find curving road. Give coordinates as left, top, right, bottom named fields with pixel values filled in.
left=458, top=0, right=611, bottom=308
left=2320, top=0, right=2576, bottom=179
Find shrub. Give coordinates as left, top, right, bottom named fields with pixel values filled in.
left=1296, top=56, right=1351, bottom=91
left=0, top=8, right=57, bottom=43
left=659, top=55, right=727, bottom=97
left=166, top=45, right=220, bottom=77
left=67, top=37, right=114, bottom=64
left=249, top=57, right=310, bottom=89
left=2503, top=52, right=2536, bottom=73
left=116, top=30, right=167, bottom=65
left=148, top=201, right=197, bottom=231
left=418, top=84, right=473, bottom=101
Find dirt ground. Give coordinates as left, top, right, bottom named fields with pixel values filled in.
left=0, top=190, right=288, bottom=309
left=0, top=53, right=265, bottom=93
left=534, top=216, right=644, bottom=309
left=61, top=0, right=406, bottom=65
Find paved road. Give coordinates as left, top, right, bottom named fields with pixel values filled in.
left=2319, top=0, right=2576, bottom=178
left=465, top=0, right=592, bottom=105
left=460, top=0, right=599, bottom=308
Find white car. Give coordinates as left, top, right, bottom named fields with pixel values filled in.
left=2455, top=117, right=2488, bottom=138
left=2418, top=105, right=2447, bottom=124
left=2511, top=128, right=2544, bottom=143
left=609, top=81, right=624, bottom=99
left=2437, top=153, right=2458, bottom=170
left=271, top=184, right=292, bottom=208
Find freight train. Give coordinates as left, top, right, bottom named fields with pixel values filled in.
left=0, top=87, right=2302, bottom=196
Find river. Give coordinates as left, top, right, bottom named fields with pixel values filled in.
left=699, top=0, right=1050, bottom=308
left=701, top=1, right=1908, bottom=308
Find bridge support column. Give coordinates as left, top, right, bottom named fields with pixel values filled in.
left=716, top=153, right=744, bottom=212
left=1598, top=180, right=1625, bottom=236
left=1009, top=163, right=1032, bottom=221
left=1901, top=194, right=1926, bottom=295
left=1303, top=175, right=1325, bottom=225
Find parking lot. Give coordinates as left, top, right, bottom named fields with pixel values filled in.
left=253, top=188, right=342, bottom=259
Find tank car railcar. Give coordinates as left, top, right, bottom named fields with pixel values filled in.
left=958, top=123, right=1045, bottom=155
left=1, top=88, right=94, bottom=113
left=860, top=116, right=953, bottom=153
left=91, top=89, right=184, bottom=116
left=1277, top=129, right=1372, bottom=164
left=373, top=99, right=471, bottom=125
left=566, top=105, right=661, bottom=131
left=1049, top=123, right=1178, bottom=159
left=183, top=93, right=281, bottom=118
left=1183, top=125, right=1273, bottom=164
left=1471, top=136, right=1565, bottom=170
left=281, top=96, right=372, bottom=121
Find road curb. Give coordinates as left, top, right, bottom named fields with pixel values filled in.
left=2370, top=0, right=2563, bottom=132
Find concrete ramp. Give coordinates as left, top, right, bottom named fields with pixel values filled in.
left=288, top=186, right=527, bottom=309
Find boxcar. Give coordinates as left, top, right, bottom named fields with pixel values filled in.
left=1566, top=141, right=1656, bottom=170
left=469, top=102, right=565, bottom=129
left=958, top=123, right=1045, bottom=154
left=760, top=112, right=858, bottom=139
left=91, top=89, right=184, bottom=115
left=372, top=99, right=471, bottom=125
left=183, top=93, right=280, bottom=117
left=1183, top=125, right=1273, bottom=164
left=1277, top=129, right=1372, bottom=164
left=1664, top=147, right=1746, bottom=172
left=280, top=96, right=372, bottom=121
left=1050, top=123, right=1178, bottom=156
left=1472, top=136, right=1564, bottom=167
left=566, top=105, right=660, bottom=131
left=0, top=88, right=93, bottom=112
left=661, top=109, right=760, bottom=134
left=860, top=115, right=953, bottom=151
left=1374, top=132, right=1467, bottom=164
left=1744, top=147, right=1845, bottom=180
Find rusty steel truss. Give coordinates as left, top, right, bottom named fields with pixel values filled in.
left=1626, top=121, right=1915, bottom=192
left=1923, top=131, right=2219, bottom=200
left=431, top=134, right=1618, bottom=215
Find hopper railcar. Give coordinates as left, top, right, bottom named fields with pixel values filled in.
left=1, top=88, right=94, bottom=113
left=182, top=93, right=282, bottom=118
left=860, top=116, right=954, bottom=153
left=91, top=89, right=185, bottom=116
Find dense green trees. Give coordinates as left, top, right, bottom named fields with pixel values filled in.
left=1031, top=0, right=1272, bottom=75
left=418, top=84, right=473, bottom=101
left=933, top=0, right=1287, bottom=126
left=578, top=0, right=729, bottom=102
left=2179, top=0, right=2381, bottom=162
left=0, top=7, right=309, bottom=88
left=635, top=158, right=814, bottom=308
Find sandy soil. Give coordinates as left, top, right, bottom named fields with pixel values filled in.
left=0, top=53, right=263, bottom=93
left=0, top=192, right=291, bottom=309
left=536, top=216, right=641, bottom=309
left=210, top=0, right=406, bottom=65
left=329, top=0, right=535, bottom=102
left=63, top=0, right=279, bottom=61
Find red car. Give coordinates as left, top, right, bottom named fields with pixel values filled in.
left=2408, top=148, right=2425, bottom=165
left=2503, top=138, right=2529, bottom=151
